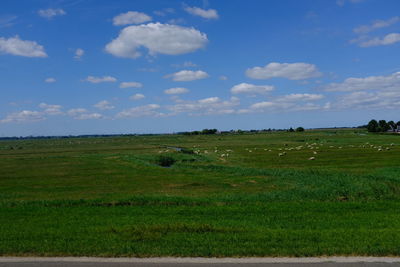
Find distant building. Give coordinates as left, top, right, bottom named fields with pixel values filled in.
left=390, top=125, right=400, bottom=133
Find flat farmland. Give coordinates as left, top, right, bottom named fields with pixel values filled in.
left=1, top=129, right=400, bottom=256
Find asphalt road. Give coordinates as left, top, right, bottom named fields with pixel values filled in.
left=1, top=263, right=400, bottom=267
left=1, top=258, right=400, bottom=267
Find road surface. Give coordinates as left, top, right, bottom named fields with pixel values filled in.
left=1, top=257, right=400, bottom=267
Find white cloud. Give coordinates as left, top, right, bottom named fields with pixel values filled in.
left=241, top=93, right=324, bottom=114
left=153, top=8, right=175, bottom=17
left=184, top=6, right=219, bottom=19
left=167, top=96, right=239, bottom=116
left=75, top=113, right=103, bottom=120
left=0, top=110, right=45, bottom=123
left=84, top=76, right=117, bottom=83
left=39, top=103, right=63, bottom=115
left=38, top=8, right=66, bottom=19
left=219, top=75, right=228, bottom=80
left=332, top=90, right=400, bottom=110
left=171, top=61, right=197, bottom=68
left=113, top=11, right=152, bottom=26
left=116, top=104, right=163, bottom=118
left=130, top=93, right=145, bottom=100
left=325, top=72, right=400, bottom=92
left=45, top=77, right=56, bottom=83
left=67, top=108, right=103, bottom=120
left=230, top=83, right=274, bottom=95
left=119, top=81, right=143, bottom=88
left=165, top=70, right=209, bottom=81
left=357, top=33, right=400, bottom=47
left=246, top=62, right=321, bottom=80
left=74, top=48, right=84, bottom=59
left=0, top=36, right=47, bottom=57
left=164, top=87, right=189, bottom=95
left=105, top=23, right=208, bottom=58
left=275, top=93, right=324, bottom=102
left=354, top=17, right=399, bottom=34
left=94, top=100, right=115, bottom=110
left=67, top=108, right=87, bottom=116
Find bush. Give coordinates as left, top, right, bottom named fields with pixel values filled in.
left=180, top=148, right=194, bottom=154
left=155, top=155, right=176, bottom=167
left=296, top=127, right=305, bottom=132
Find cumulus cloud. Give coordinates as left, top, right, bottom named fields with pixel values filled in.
left=324, top=72, right=400, bottom=92
left=357, top=33, right=400, bottom=47
left=39, top=103, right=63, bottom=115
left=167, top=96, right=239, bottom=116
left=119, top=81, right=143, bottom=88
left=84, top=76, right=117, bottom=83
left=66, top=108, right=103, bottom=120
left=184, top=6, right=219, bottom=19
left=240, top=93, right=324, bottom=114
left=275, top=93, right=324, bottom=102
left=230, top=83, right=274, bottom=95
left=332, top=90, right=400, bottom=110
left=67, top=108, right=87, bottom=116
left=130, top=93, right=145, bottom=100
left=38, top=8, right=66, bottom=19
left=246, top=62, right=321, bottom=80
left=354, top=17, right=399, bottom=34
left=171, top=61, right=197, bottom=68
left=113, top=11, right=152, bottom=26
left=105, top=23, right=208, bottom=59
left=0, top=110, right=45, bottom=123
left=94, top=100, right=115, bottom=110
left=45, top=77, right=56, bottom=83
left=75, top=113, right=103, bottom=120
left=164, top=87, right=189, bottom=95
left=74, top=48, right=84, bottom=59
left=0, top=36, right=47, bottom=57
left=165, top=70, right=209, bottom=81
left=116, top=104, right=163, bottom=118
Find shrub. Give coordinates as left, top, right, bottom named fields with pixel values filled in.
left=296, top=127, right=305, bottom=132
left=155, top=155, right=176, bottom=167
left=180, top=148, right=195, bottom=154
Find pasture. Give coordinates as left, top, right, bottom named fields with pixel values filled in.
left=1, top=129, right=400, bottom=256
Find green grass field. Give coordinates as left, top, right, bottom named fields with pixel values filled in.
left=1, top=129, right=400, bottom=257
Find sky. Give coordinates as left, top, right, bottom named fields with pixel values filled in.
left=0, top=0, right=400, bottom=136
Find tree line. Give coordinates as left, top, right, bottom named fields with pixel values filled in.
left=366, top=119, right=400, bottom=132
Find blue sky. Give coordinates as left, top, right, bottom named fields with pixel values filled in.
left=1, top=0, right=400, bottom=136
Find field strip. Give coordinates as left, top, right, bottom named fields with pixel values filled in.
left=1, top=257, right=400, bottom=263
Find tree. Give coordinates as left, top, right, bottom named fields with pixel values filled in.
left=367, top=119, right=378, bottom=132
left=288, top=127, right=295, bottom=132
left=378, top=120, right=390, bottom=132
left=388, top=121, right=396, bottom=130
left=296, top=127, right=305, bottom=132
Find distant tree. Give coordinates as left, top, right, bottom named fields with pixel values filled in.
left=296, top=127, right=305, bottom=132
left=397, top=121, right=400, bottom=126
left=288, top=127, right=295, bottom=132
left=201, top=129, right=217, bottom=135
left=388, top=121, right=396, bottom=130
left=367, top=119, right=379, bottom=132
left=378, top=120, right=390, bottom=132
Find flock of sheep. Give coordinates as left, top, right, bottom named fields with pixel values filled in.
left=157, top=141, right=396, bottom=162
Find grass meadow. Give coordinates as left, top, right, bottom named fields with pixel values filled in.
left=1, top=128, right=400, bottom=256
